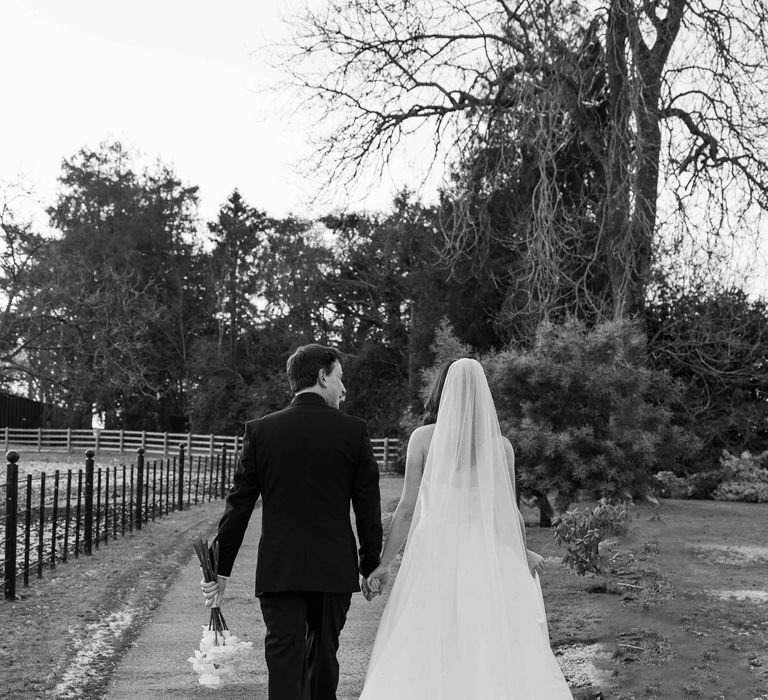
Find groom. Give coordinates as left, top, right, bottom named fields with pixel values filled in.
left=201, top=344, right=383, bottom=700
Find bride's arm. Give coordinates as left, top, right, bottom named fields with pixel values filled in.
left=502, top=438, right=528, bottom=550
left=502, top=438, right=545, bottom=576
left=377, top=428, right=426, bottom=569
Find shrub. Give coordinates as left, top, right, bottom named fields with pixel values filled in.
left=683, top=469, right=729, bottom=499
left=651, top=469, right=727, bottom=499
left=651, top=470, right=689, bottom=498
left=416, top=319, right=699, bottom=523
left=712, top=450, right=768, bottom=502
left=714, top=480, right=768, bottom=502
left=552, top=499, right=629, bottom=575
left=484, top=319, right=699, bottom=522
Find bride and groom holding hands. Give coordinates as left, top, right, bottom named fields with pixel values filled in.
left=201, top=343, right=573, bottom=699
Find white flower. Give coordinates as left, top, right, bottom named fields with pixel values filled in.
left=189, top=624, right=253, bottom=687
left=198, top=672, right=222, bottom=688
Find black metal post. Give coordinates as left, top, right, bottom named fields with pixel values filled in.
left=135, top=448, right=144, bottom=531
left=220, top=444, right=228, bottom=499
left=128, top=465, right=134, bottom=533
left=121, top=465, right=126, bottom=536
left=194, top=455, right=201, bottom=505
left=23, top=474, right=32, bottom=586
left=51, top=470, right=59, bottom=569
left=100, top=468, right=105, bottom=545
left=37, top=472, right=45, bottom=579
left=165, top=459, right=170, bottom=514
left=63, top=470, right=71, bottom=562
left=4, top=450, right=19, bottom=600
left=74, top=470, right=82, bottom=558
left=84, top=450, right=94, bottom=556
left=93, top=467, right=101, bottom=549
left=177, top=443, right=185, bottom=512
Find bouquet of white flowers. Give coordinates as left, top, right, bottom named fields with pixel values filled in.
left=189, top=538, right=253, bottom=688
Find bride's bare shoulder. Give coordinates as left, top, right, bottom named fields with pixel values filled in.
left=408, top=424, right=435, bottom=450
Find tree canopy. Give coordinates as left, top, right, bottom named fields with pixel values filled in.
left=284, top=0, right=768, bottom=323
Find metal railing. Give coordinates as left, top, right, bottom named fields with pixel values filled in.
left=2, top=444, right=234, bottom=601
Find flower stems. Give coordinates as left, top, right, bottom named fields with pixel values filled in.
left=193, top=537, right=228, bottom=635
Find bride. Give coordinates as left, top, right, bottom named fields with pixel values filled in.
left=360, top=358, right=573, bottom=699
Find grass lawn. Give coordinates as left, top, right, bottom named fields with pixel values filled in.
left=525, top=498, right=768, bottom=699
left=7, top=448, right=141, bottom=481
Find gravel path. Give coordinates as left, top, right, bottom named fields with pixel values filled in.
left=104, top=476, right=404, bottom=700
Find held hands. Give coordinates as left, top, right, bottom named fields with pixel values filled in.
left=526, top=549, right=545, bottom=578
left=363, top=564, right=390, bottom=601
left=200, top=575, right=228, bottom=608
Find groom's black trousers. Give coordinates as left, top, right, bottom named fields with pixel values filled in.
left=259, top=591, right=352, bottom=700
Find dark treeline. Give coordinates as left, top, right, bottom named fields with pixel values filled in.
left=2, top=140, right=768, bottom=519
left=0, top=142, right=503, bottom=437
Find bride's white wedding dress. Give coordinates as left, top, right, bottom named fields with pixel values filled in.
left=360, top=359, right=573, bottom=699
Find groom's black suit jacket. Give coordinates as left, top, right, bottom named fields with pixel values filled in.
left=214, top=393, right=383, bottom=595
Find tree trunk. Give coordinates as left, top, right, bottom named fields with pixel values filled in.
left=407, top=297, right=444, bottom=412
left=535, top=491, right=555, bottom=528
left=603, top=0, right=634, bottom=320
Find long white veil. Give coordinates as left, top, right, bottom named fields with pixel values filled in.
left=362, top=358, right=573, bottom=698
left=409, top=357, right=528, bottom=564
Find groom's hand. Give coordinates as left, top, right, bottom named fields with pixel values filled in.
left=360, top=576, right=374, bottom=601
left=366, top=565, right=390, bottom=599
left=201, top=575, right=228, bottom=607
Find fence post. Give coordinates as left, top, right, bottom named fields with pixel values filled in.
left=163, top=433, right=169, bottom=458
left=383, top=438, right=390, bottom=471
left=119, top=429, right=125, bottom=453
left=177, top=443, right=185, bottom=512
left=93, top=430, right=100, bottom=456
left=66, top=428, right=72, bottom=453
left=37, top=427, right=42, bottom=452
left=220, top=443, right=228, bottom=499
left=4, top=450, right=19, bottom=600
left=84, top=450, right=94, bottom=556
left=136, top=448, right=145, bottom=531
left=187, top=433, right=192, bottom=457
left=4, top=427, right=8, bottom=451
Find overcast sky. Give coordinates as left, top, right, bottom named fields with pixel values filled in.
left=1, top=0, right=766, bottom=297
left=0, top=0, right=438, bottom=226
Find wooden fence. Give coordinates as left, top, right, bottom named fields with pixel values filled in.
left=2, top=428, right=400, bottom=471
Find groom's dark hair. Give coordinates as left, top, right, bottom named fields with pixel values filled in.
left=286, top=344, right=343, bottom=393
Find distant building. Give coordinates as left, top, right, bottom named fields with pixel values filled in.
left=0, top=391, right=45, bottom=428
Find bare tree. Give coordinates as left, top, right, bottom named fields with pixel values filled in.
left=0, top=187, right=48, bottom=388
left=283, top=0, right=768, bottom=322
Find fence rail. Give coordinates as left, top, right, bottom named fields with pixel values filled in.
left=2, top=428, right=400, bottom=470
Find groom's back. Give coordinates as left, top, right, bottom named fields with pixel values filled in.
left=251, top=393, right=378, bottom=594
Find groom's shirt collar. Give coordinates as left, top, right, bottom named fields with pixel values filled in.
left=290, top=392, right=329, bottom=408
